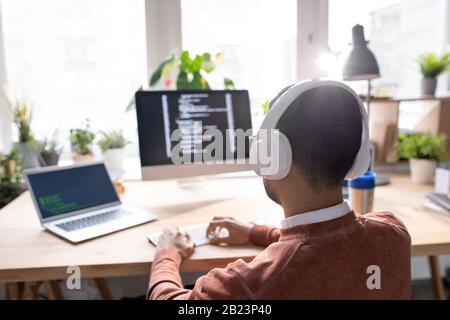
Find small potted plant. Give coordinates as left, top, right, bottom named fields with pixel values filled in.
left=397, top=132, right=448, bottom=184
left=11, top=100, right=40, bottom=169
left=36, top=137, right=63, bottom=166
left=417, top=52, right=450, bottom=96
left=69, top=122, right=96, bottom=162
left=98, top=130, right=130, bottom=171
left=0, top=149, right=25, bottom=209
left=126, top=51, right=235, bottom=111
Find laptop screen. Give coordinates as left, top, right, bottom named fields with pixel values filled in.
left=26, top=163, right=120, bottom=219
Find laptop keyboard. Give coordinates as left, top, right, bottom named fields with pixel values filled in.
left=56, top=209, right=128, bottom=232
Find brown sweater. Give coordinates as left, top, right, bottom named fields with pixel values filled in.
left=147, top=211, right=411, bottom=299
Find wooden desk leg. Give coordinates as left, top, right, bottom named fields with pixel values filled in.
left=24, top=281, right=41, bottom=300
left=43, top=280, right=64, bottom=300
left=7, top=282, right=25, bottom=300
left=94, top=278, right=112, bottom=300
left=428, top=256, right=446, bottom=300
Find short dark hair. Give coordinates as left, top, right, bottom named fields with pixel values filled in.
left=273, top=86, right=362, bottom=191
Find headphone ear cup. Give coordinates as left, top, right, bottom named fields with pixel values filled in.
left=269, top=131, right=292, bottom=180
left=251, top=130, right=292, bottom=180
left=249, top=137, right=262, bottom=175
left=345, top=115, right=370, bottom=179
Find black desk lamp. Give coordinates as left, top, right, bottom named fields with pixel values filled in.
left=342, top=24, right=389, bottom=185
left=343, top=24, right=380, bottom=116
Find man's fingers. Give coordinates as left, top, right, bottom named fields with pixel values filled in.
left=206, top=220, right=229, bottom=236
left=206, top=219, right=227, bottom=234
left=209, top=235, right=231, bottom=245
left=163, top=226, right=178, bottom=234
left=212, top=216, right=234, bottom=221
left=186, top=242, right=195, bottom=256
left=208, top=237, right=220, bottom=245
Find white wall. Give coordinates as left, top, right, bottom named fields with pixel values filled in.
left=370, top=0, right=450, bottom=95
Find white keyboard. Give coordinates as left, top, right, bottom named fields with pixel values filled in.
left=148, top=223, right=210, bottom=247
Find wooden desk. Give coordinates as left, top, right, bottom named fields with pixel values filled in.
left=1, top=174, right=450, bottom=299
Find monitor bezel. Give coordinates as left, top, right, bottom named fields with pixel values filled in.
left=135, top=90, right=253, bottom=181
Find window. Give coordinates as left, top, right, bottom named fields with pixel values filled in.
left=1, top=0, right=147, bottom=152
left=326, top=0, right=406, bottom=86
left=328, top=0, right=448, bottom=130
left=181, top=0, right=297, bottom=121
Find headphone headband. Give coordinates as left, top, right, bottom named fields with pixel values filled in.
left=252, top=80, right=370, bottom=180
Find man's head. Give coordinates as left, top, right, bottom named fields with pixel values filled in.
left=263, top=85, right=363, bottom=204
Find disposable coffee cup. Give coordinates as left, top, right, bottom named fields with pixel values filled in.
left=348, top=171, right=375, bottom=215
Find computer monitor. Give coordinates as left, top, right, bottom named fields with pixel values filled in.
left=135, top=90, right=253, bottom=180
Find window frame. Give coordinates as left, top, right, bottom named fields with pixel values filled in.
left=0, top=0, right=329, bottom=151
left=144, top=0, right=329, bottom=81
left=0, top=2, right=12, bottom=151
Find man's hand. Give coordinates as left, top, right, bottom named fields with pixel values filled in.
left=156, top=227, right=195, bottom=259
left=206, top=217, right=254, bottom=246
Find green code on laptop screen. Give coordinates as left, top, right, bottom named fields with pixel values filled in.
left=27, top=164, right=119, bottom=218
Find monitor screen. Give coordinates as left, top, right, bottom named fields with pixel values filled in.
left=135, top=90, right=252, bottom=167
left=26, top=163, right=119, bottom=219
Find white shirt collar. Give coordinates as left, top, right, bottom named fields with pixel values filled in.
left=281, top=201, right=351, bottom=229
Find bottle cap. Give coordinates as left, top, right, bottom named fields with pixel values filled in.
left=348, top=171, right=375, bottom=190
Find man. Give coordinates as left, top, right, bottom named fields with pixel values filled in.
left=147, top=83, right=411, bottom=300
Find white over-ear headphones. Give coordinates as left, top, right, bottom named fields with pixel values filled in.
left=249, top=79, right=370, bottom=181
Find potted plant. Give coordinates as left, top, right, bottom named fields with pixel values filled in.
left=36, top=137, right=63, bottom=166
left=126, top=50, right=235, bottom=111
left=397, top=133, right=448, bottom=184
left=69, top=122, right=96, bottom=162
left=11, top=100, right=40, bottom=169
left=98, top=130, right=130, bottom=171
left=417, top=52, right=450, bottom=96
left=0, top=149, right=25, bottom=209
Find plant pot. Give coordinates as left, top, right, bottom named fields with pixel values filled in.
left=13, top=142, right=40, bottom=169
left=409, top=158, right=436, bottom=184
left=421, top=77, right=437, bottom=96
left=42, top=153, right=60, bottom=166
left=73, top=153, right=95, bottom=163
left=0, top=182, right=25, bottom=209
left=102, top=148, right=125, bottom=172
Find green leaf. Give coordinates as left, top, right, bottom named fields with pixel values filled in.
left=179, top=50, right=192, bottom=73
left=191, top=72, right=207, bottom=89
left=417, top=51, right=450, bottom=77
left=223, top=78, right=235, bottom=90
left=69, top=121, right=96, bottom=155
left=12, top=100, right=34, bottom=143
left=176, top=71, right=191, bottom=89
left=396, top=132, right=448, bottom=161
left=97, top=130, right=130, bottom=152
left=149, top=54, right=176, bottom=86
left=201, top=53, right=215, bottom=73
left=191, top=55, right=203, bottom=73
left=261, top=100, right=270, bottom=114
left=125, top=86, right=143, bottom=112
left=148, top=50, right=233, bottom=91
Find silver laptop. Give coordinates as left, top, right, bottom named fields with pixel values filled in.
left=24, top=161, right=157, bottom=243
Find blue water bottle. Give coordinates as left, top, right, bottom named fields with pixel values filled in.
left=348, top=171, right=375, bottom=215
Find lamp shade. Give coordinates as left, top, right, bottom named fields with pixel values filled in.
left=342, top=24, right=380, bottom=81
